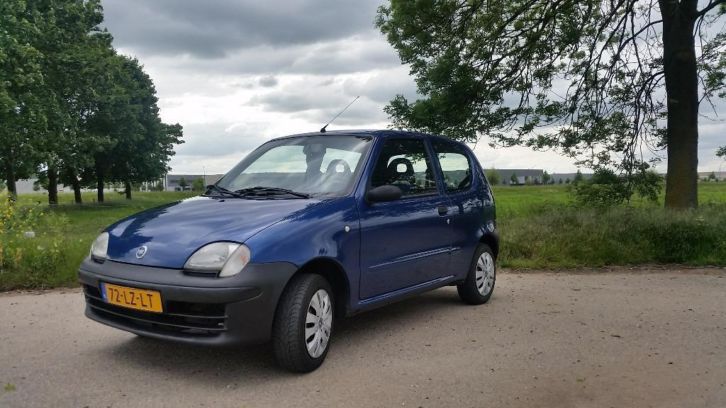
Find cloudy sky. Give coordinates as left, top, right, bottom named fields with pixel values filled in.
left=101, top=0, right=725, bottom=175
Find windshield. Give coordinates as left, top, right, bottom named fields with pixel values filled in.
left=215, top=135, right=372, bottom=198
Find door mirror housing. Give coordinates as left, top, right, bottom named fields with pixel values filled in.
left=366, top=185, right=403, bottom=203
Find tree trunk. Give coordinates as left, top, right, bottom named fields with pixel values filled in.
left=124, top=180, right=132, bottom=200
left=47, top=165, right=58, bottom=206
left=4, top=162, right=17, bottom=201
left=72, top=177, right=82, bottom=204
left=96, top=164, right=105, bottom=203
left=660, top=0, right=699, bottom=209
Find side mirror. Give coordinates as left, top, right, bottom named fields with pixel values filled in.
left=366, top=185, right=403, bottom=203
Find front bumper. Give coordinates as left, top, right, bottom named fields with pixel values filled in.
left=78, top=257, right=297, bottom=346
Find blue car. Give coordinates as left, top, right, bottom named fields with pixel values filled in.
left=79, top=130, right=498, bottom=372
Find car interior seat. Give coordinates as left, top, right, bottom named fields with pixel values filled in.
left=386, top=158, right=415, bottom=193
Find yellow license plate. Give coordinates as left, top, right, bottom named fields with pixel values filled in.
left=102, top=283, right=163, bottom=313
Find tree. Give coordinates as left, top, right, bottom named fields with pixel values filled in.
left=542, top=171, right=551, bottom=185
left=574, top=168, right=662, bottom=206
left=377, top=0, right=726, bottom=209
left=87, top=54, right=182, bottom=202
left=192, top=177, right=205, bottom=191
left=573, top=170, right=584, bottom=185
left=718, top=146, right=726, bottom=159
left=510, top=172, right=518, bottom=185
left=708, top=171, right=717, bottom=181
left=104, top=56, right=181, bottom=200
left=0, top=0, right=47, bottom=200
left=179, top=177, right=188, bottom=190
left=485, top=168, right=500, bottom=185
left=33, top=0, right=113, bottom=205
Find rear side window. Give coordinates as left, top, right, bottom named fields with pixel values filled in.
left=432, top=140, right=473, bottom=192
left=370, top=139, right=438, bottom=197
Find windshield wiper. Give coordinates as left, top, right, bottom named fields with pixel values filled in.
left=203, top=184, right=245, bottom=198
left=234, top=186, right=311, bottom=199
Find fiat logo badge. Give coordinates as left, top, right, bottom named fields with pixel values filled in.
left=135, top=246, right=148, bottom=259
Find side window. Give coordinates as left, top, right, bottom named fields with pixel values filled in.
left=432, top=140, right=473, bottom=192
left=370, top=139, right=438, bottom=197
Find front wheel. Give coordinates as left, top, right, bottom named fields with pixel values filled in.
left=457, top=244, right=496, bottom=304
left=272, top=274, right=334, bottom=373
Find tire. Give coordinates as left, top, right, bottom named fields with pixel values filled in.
left=272, top=274, right=334, bottom=373
left=457, top=244, right=496, bottom=305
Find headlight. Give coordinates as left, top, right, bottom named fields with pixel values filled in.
left=184, top=242, right=251, bottom=277
left=90, top=232, right=109, bottom=262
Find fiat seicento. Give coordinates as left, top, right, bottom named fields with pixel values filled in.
left=79, top=130, right=498, bottom=372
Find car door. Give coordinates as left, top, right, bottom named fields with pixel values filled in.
left=357, top=137, right=453, bottom=300
left=430, top=139, right=494, bottom=278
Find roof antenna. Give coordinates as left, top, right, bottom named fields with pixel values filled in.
left=320, top=96, right=360, bottom=133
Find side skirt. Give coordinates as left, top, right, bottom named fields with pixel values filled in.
left=349, top=275, right=456, bottom=316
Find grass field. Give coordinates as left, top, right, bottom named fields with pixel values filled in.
left=1, top=183, right=725, bottom=290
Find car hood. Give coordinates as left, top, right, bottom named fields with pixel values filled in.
left=105, top=196, right=317, bottom=268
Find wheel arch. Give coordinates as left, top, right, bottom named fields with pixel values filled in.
left=479, top=232, right=500, bottom=259
left=291, top=257, right=351, bottom=318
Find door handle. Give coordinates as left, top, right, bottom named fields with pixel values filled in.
left=437, top=205, right=449, bottom=216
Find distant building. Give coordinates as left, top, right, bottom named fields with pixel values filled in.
left=698, top=171, right=726, bottom=181
left=550, top=172, right=593, bottom=184
left=165, top=174, right=223, bottom=191
left=15, top=179, right=73, bottom=195
left=492, top=169, right=544, bottom=185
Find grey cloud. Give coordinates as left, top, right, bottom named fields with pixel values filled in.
left=103, top=0, right=385, bottom=58
left=342, top=67, right=419, bottom=103
left=248, top=75, right=390, bottom=124
left=174, top=122, right=267, bottom=157
left=250, top=81, right=350, bottom=113
left=290, top=97, right=389, bottom=126
left=141, top=37, right=401, bottom=76
left=258, top=76, right=278, bottom=88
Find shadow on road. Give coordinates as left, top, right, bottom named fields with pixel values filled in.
left=100, top=288, right=469, bottom=382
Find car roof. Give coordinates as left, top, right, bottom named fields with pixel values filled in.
left=271, top=129, right=470, bottom=149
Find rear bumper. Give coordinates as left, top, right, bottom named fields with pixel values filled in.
left=78, top=258, right=297, bottom=346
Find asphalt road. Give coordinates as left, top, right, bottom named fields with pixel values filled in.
left=1, top=268, right=726, bottom=408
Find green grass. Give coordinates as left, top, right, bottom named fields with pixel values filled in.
left=0, top=183, right=725, bottom=290
left=492, top=182, right=726, bottom=268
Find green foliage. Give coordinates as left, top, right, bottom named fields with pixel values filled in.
left=501, top=205, right=726, bottom=268
left=0, top=0, right=47, bottom=196
left=0, top=198, right=69, bottom=289
left=510, top=173, right=518, bottom=185
left=542, top=171, right=551, bottom=185
left=631, top=170, right=664, bottom=202
left=718, top=146, right=726, bottom=158
left=573, top=168, right=662, bottom=207
left=179, top=177, right=188, bottom=189
left=573, top=169, right=628, bottom=207
left=192, top=177, right=206, bottom=191
left=485, top=168, right=500, bottom=185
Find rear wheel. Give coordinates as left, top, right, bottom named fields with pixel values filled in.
left=457, top=244, right=496, bottom=304
left=272, top=274, right=334, bottom=373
